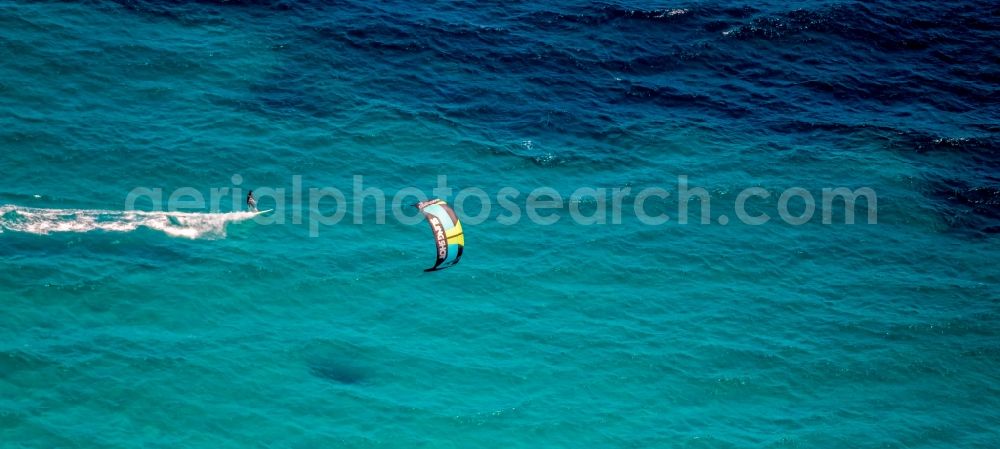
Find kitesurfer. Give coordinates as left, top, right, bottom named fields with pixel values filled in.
left=247, top=190, right=257, bottom=212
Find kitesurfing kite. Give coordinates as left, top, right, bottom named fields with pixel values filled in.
left=416, top=199, right=464, bottom=271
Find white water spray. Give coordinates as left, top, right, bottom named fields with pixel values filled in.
left=0, top=205, right=261, bottom=239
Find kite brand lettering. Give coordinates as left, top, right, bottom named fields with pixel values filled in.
left=430, top=216, right=447, bottom=259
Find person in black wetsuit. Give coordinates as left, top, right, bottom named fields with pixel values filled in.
left=247, top=190, right=257, bottom=212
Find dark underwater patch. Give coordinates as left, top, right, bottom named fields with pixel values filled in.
left=889, top=133, right=1000, bottom=177
left=525, top=4, right=696, bottom=29
left=899, top=132, right=1000, bottom=235
left=931, top=181, right=1000, bottom=236
left=769, top=122, right=999, bottom=164
left=769, top=120, right=896, bottom=136
left=110, top=0, right=295, bottom=14
left=949, top=186, right=1000, bottom=221
left=86, top=0, right=297, bottom=27
left=617, top=83, right=751, bottom=119
left=719, top=2, right=996, bottom=51
left=307, top=358, right=369, bottom=385
left=758, top=119, right=1000, bottom=235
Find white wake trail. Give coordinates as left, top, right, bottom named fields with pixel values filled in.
left=0, top=205, right=261, bottom=239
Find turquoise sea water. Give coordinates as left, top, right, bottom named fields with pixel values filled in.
left=2, top=1, right=999, bottom=447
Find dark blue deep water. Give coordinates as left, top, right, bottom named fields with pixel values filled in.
left=1, top=1, right=998, bottom=447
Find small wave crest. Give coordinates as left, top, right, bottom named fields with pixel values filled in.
left=0, top=205, right=260, bottom=239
